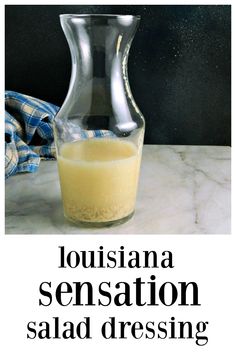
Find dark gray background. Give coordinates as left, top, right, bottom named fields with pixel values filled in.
left=5, top=5, right=231, bottom=145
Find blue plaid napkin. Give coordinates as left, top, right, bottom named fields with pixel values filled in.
left=5, top=91, right=59, bottom=179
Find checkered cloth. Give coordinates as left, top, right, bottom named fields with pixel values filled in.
left=5, top=91, right=59, bottom=179
left=5, top=91, right=115, bottom=179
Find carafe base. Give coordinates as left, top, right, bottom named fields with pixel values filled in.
left=64, top=210, right=134, bottom=228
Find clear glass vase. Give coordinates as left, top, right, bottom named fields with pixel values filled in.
left=54, top=14, right=145, bottom=227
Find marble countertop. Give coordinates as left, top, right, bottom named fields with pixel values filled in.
left=5, top=145, right=231, bottom=234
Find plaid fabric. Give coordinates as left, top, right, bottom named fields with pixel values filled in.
left=5, top=91, right=59, bottom=179
left=5, top=91, right=114, bottom=179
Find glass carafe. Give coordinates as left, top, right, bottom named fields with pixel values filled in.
left=54, top=14, right=145, bottom=227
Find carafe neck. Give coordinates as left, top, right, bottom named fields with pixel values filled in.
left=60, top=15, right=140, bottom=119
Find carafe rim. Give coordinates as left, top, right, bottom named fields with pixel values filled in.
left=59, top=14, right=141, bottom=20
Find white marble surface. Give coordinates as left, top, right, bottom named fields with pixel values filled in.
left=5, top=145, right=231, bottom=234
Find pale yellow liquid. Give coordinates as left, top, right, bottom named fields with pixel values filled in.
left=57, top=138, right=141, bottom=224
